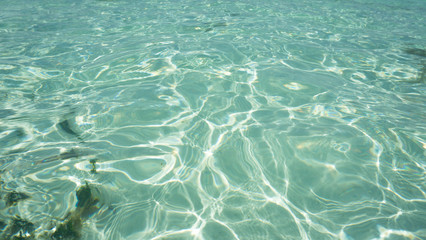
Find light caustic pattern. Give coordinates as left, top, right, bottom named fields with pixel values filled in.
left=0, top=0, right=425, bottom=239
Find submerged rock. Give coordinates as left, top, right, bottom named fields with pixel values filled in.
left=41, top=148, right=82, bottom=164
left=402, top=48, right=426, bottom=83
left=0, top=216, right=35, bottom=240
left=76, top=182, right=98, bottom=209
left=58, top=119, right=77, bottom=136
left=75, top=182, right=100, bottom=220
left=404, top=48, right=426, bottom=57
left=5, top=191, right=30, bottom=207
left=51, top=215, right=82, bottom=240
left=51, top=182, right=100, bottom=240
left=57, top=118, right=84, bottom=142
left=0, top=183, right=102, bottom=239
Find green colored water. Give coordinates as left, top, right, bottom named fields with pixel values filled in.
left=0, top=0, right=425, bottom=239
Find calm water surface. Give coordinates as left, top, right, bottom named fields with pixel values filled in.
left=0, top=0, right=425, bottom=239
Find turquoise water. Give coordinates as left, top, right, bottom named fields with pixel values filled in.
left=1, top=0, right=425, bottom=239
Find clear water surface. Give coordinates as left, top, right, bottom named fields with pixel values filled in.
left=0, top=0, right=425, bottom=239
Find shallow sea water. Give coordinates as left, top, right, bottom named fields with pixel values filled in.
left=0, top=0, right=425, bottom=239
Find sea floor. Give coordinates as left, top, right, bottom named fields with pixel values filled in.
left=0, top=0, right=425, bottom=239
